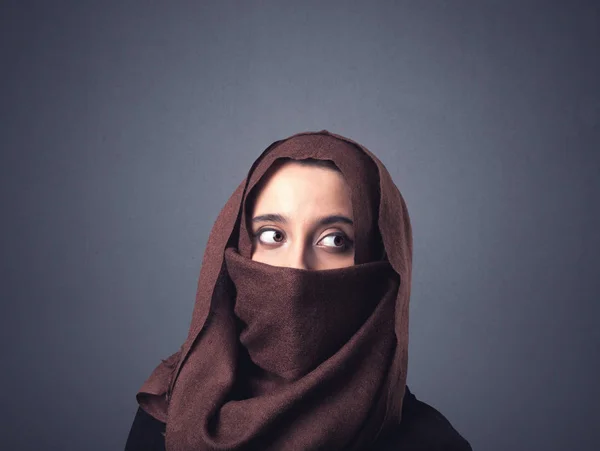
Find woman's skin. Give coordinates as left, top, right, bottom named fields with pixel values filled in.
left=249, top=160, right=355, bottom=270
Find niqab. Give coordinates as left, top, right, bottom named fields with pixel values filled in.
left=137, top=131, right=413, bottom=450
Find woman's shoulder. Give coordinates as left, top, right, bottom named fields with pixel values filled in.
left=375, top=387, right=472, bottom=451
left=125, top=407, right=166, bottom=451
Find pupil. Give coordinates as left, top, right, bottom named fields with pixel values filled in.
left=274, top=232, right=282, bottom=242
left=334, top=235, right=343, bottom=246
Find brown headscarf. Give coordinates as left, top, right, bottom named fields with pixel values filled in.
left=137, top=131, right=413, bottom=450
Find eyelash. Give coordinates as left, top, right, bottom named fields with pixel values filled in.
left=253, top=228, right=354, bottom=252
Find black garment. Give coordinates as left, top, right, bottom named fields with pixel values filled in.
left=125, top=387, right=472, bottom=451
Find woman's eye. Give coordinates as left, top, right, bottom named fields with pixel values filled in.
left=319, top=234, right=350, bottom=249
left=257, top=229, right=285, bottom=244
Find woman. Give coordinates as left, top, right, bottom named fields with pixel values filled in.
left=125, top=131, right=472, bottom=450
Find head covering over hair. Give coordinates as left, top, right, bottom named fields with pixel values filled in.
left=137, top=130, right=413, bottom=450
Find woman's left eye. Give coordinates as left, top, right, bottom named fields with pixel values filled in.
left=319, top=234, right=350, bottom=249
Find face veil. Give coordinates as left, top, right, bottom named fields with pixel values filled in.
left=136, top=130, right=413, bottom=450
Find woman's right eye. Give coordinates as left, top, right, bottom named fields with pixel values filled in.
left=257, top=229, right=285, bottom=244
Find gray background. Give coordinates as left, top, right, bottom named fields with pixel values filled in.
left=1, top=1, right=599, bottom=450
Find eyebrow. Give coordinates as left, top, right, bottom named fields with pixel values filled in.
left=252, top=213, right=354, bottom=226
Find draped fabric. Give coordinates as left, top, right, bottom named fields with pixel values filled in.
left=137, top=131, right=413, bottom=450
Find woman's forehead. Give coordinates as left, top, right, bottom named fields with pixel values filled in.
left=249, top=161, right=353, bottom=218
